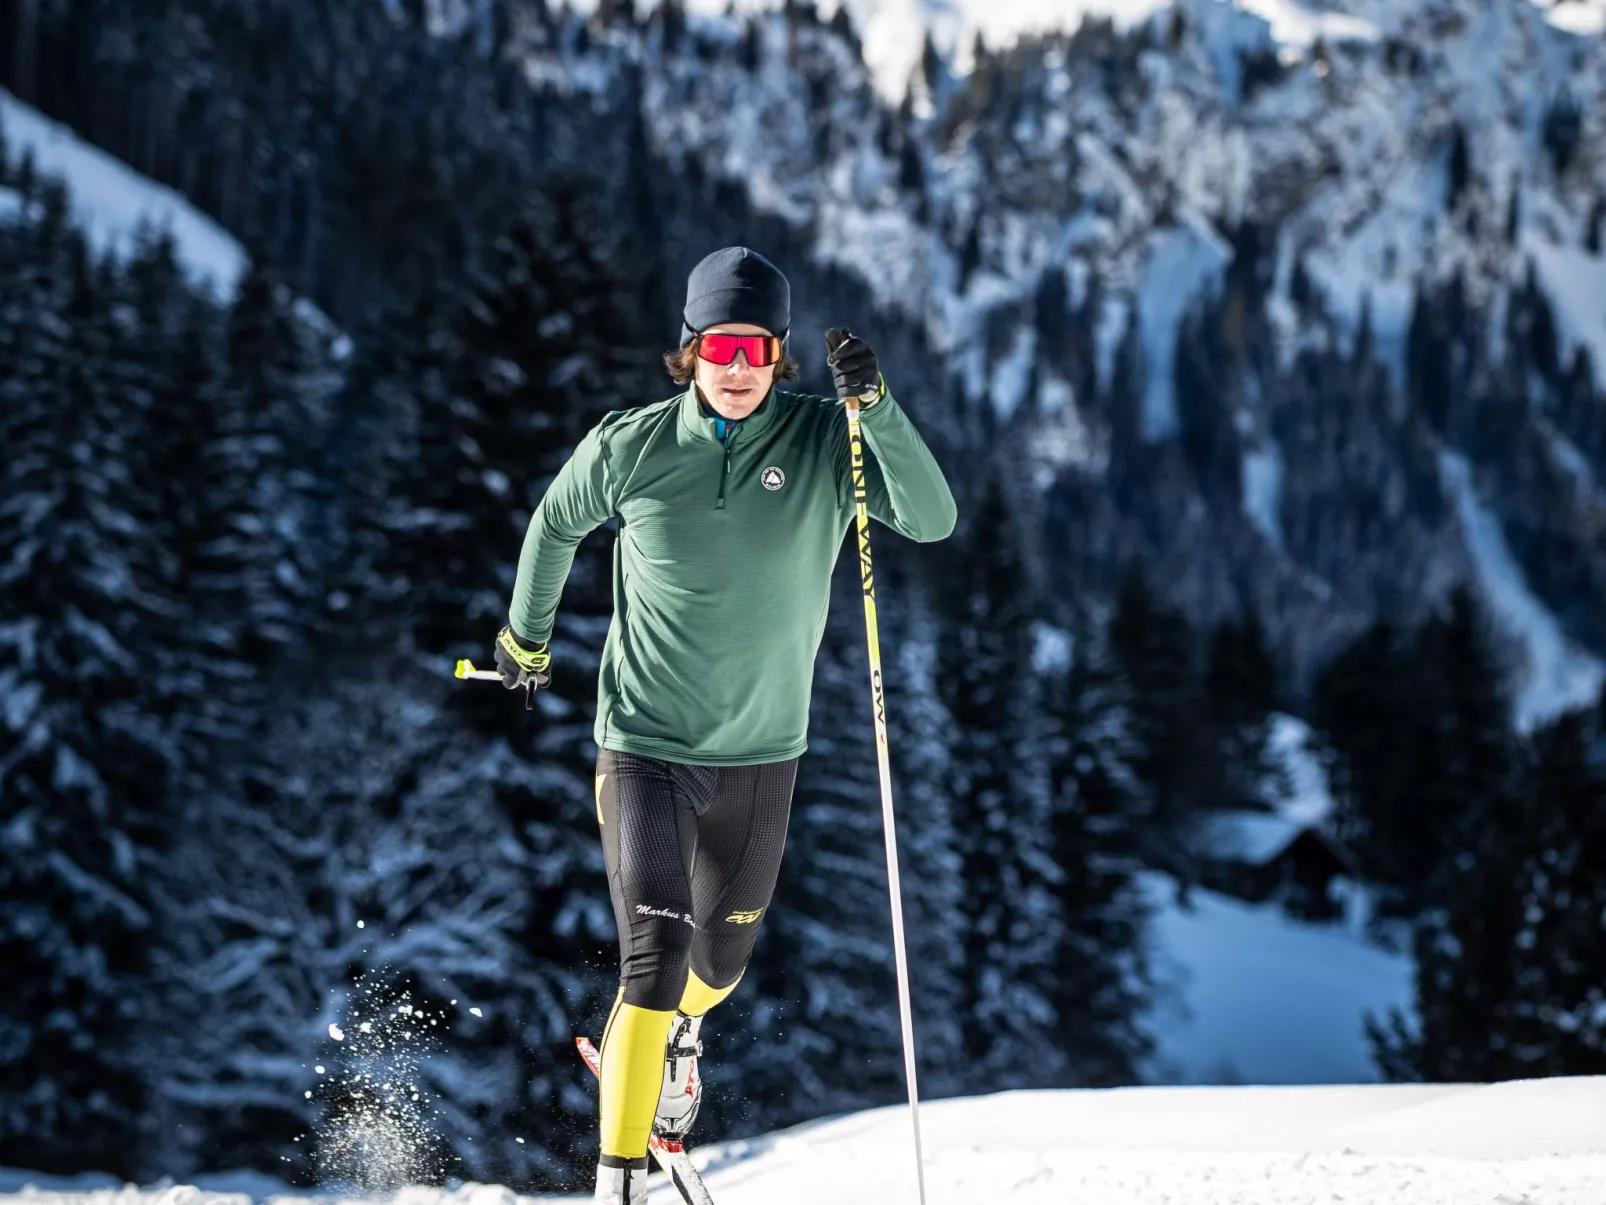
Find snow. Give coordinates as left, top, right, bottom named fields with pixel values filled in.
left=1200, top=809, right=1306, bottom=862
left=1265, top=713, right=1331, bottom=826
left=1137, top=226, right=1230, bottom=442
left=988, top=326, right=1037, bottom=420
left=1030, top=622, right=1072, bottom=673
left=1439, top=451, right=1606, bottom=731
left=1232, top=0, right=1380, bottom=48
left=1183, top=0, right=1280, bottom=98
left=1524, top=231, right=1606, bottom=386
left=1240, top=444, right=1284, bottom=550
left=644, top=0, right=1171, bottom=100
left=1533, top=0, right=1606, bottom=35
left=8, top=1075, right=1606, bottom=1202
left=645, top=0, right=1394, bottom=100
left=1141, top=872, right=1412, bottom=1085
left=0, top=90, right=248, bottom=296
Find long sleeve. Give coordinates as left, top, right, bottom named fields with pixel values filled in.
left=851, top=389, right=957, bottom=542
left=508, top=422, right=615, bottom=644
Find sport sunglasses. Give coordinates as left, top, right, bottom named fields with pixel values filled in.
left=693, top=331, right=785, bottom=367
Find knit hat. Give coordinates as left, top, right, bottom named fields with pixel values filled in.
left=680, top=247, right=790, bottom=346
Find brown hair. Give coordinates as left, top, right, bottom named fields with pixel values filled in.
left=664, top=339, right=800, bottom=386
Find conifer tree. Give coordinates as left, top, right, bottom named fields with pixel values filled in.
left=0, top=195, right=174, bottom=1178
left=1204, top=606, right=1282, bottom=812
left=1370, top=700, right=1606, bottom=1081
left=1042, top=612, right=1154, bottom=1085
left=1107, top=567, right=1210, bottom=879
left=935, top=474, right=1064, bottom=1087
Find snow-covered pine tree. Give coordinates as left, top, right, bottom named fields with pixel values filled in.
left=1203, top=606, right=1284, bottom=813
left=934, top=472, right=1064, bottom=1088
left=1041, top=610, right=1154, bottom=1086
left=149, top=679, right=594, bottom=1188
left=884, top=571, right=967, bottom=1099
left=1106, top=567, right=1210, bottom=882
left=191, top=263, right=335, bottom=667
left=0, top=185, right=178, bottom=1178
left=1370, top=689, right=1606, bottom=1082
left=1312, top=619, right=1416, bottom=891
left=1398, top=586, right=1517, bottom=908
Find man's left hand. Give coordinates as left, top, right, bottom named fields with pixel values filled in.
left=825, top=328, right=882, bottom=404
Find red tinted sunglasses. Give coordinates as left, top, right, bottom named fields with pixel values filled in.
left=694, top=331, right=784, bottom=367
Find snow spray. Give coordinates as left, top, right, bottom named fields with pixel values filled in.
left=305, top=964, right=455, bottom=1193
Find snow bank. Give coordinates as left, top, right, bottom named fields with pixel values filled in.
left=8, top=1075, right=1605, bottom=1203
left=0, top=89, right=247, bottom=295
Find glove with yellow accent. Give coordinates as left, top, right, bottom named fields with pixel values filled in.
left=495, top=625, right=552, bottom=692
left=824, top=328, right=885, bottom=405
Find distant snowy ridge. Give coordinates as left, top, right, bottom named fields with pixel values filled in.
left=0, top=89, right=247, bottom=295
left=557, top=0, right=1604, bottom=99
left=5, top=1076, right=1605, bottom=1203
left=1440, top=450, right=1606, bottom=729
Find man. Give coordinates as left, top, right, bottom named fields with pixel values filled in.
left=494, top=246, right=956, bottom=1204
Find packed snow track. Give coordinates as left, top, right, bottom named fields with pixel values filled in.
left=5, top=1076, right=1603, bottom=1203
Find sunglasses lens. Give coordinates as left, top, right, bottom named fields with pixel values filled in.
left=697, top=334, right=779, bottom=367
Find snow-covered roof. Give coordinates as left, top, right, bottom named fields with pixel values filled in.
left=1202, top=808, right=1307, bottom=863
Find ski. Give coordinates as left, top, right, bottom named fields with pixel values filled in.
left=575, top=1036, right=717, bottom=1205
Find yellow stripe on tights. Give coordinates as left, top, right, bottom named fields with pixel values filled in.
left=598, top=1001, right=677, bottom=1160
left=678, top=968, right=740, bottom=1017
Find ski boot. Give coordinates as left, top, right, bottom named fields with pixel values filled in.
left=653, top=1012, right=705, bottom=1142
left=594, top=1156, right=648, bottom=1204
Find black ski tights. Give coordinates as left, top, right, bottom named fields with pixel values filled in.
left=595, top=749, right=798, bottom=1011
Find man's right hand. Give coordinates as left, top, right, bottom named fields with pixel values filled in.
left=495, top=625, right=552, bottom=691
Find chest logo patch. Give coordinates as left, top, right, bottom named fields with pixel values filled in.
left=761, top=466, right=786, bottom=491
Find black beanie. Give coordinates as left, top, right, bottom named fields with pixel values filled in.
left=680, top=247, right=790, bottom=346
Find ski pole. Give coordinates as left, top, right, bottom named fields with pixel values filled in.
left=454, top=659, right=501, bottom=682
left=455, top=658, right=536, bottom=709
left=845, top=392, right=929, bottom=1205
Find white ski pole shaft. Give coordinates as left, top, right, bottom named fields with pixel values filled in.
left=846, top=396, right=928, bottom=1205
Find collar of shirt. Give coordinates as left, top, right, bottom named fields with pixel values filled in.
left=680, top=385, right=781, bottom=444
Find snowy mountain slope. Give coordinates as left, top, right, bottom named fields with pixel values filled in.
left=5, top=1077, right=1604, bottom=1203
left=528, top=0, right=1606, bottom=708
left=0, top=89, right=247, bottom=295
left=1439, top=450, right=1606, bottom=727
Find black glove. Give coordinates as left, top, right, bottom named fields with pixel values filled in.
left=495, top=625, right=552, bottom=693
left=824, top=328, right=883, bottom=403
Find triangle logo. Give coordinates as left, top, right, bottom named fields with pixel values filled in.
left=761, top=466, right=786, bottom=491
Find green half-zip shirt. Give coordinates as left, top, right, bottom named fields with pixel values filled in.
left=508, top=384, right=956, bottom=765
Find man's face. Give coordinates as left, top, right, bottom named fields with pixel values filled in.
left=694, top=323, right=778, bottom=420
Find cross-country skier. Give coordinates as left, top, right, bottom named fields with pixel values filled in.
left=494, top=246, right=956, bottom=1204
